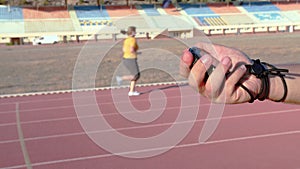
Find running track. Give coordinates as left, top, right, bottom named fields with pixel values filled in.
left=1, top=84, right=300, bottom=169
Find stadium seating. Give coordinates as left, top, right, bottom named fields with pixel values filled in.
left=22, top=7, right=70, bottom=19
left=274, top=2, right=300, bottom=11
left=113, top=15, right=150, bottom=30
left=105, top=5, right=139, bottom=17
left=147, top=15, right=194, bottom=29
left=74, top=5, right=110, bottom=19
left=282, top=11, right=300, bottom=22
left=73, top=5, right=114, bottom=28
left=68, top=6, right=82, bottom=31
left=195, top=15, right=226, bottom=26
left=221, top=14, right=256, bottom=25
left=0, top=1, right=299, bottom=36
left=0, top=6, right=23, bottom=20
left=0, top=6, right=24, bottom=34
left=162, top=4, right=181, bottom=15
left=0, top=22, right=24, bottom=34
left=179, top=3, right=215, bottom=15
left=208, top=3, right=241, bottom=14
left=241, top=1, right=280, bottom=12
left=140, top=4, right=161, bottom=16
left=24, top=20, right=75, bottom=33
left=253, top=12, right=288, bottom=23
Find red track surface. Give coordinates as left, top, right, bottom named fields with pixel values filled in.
left=1, top=84, right=300, bottom=169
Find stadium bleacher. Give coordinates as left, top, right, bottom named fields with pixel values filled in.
left=22, top=7, right=70, bottom=19
left=140, top=4, right=161, bottom=16
left=24, top=19, right=75, bottom=33
left=274, top=1, right=300, bottom=11
left=221, top=14, right=256, bottom=25
left=105, top=5, right=139, bottom=17
left=0, top=6, right=23, bottom=20
left=208, top=3, right=241, bottom=14
left=179, top=3, right=215, bottom=15
left=0, top=21, right=25, bottom=34
left=162, top=4, right=181, bottom=15
left=195, top=15, right=225, bottom=26
left=0, top=1, right=299, bottom=41
left=68, top=6, right=83, bottom=31
left=73, top=5, right=114, bottom=29
left=113, top=15, right=150, bottom=30
left=0, top=6, right=24, bottom=34
left=146, top=15, right=194, bottom=29
left=282, top=11, right=300, bottom=22
left=253, top=12, right=288, bottom=23
left=74, top=5, right=110, bottom=19
left=241, top=1, right=280, bottom=12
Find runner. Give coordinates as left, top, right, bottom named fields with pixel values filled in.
left=116, top=26, right=141, bottom=96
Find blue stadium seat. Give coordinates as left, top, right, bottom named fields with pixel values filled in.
left=195, top=16, right=210, bottom=26
left=140, top=4, right=161, bottom=16
left=0, top=6, right=23, bottom=20
left=195, top=15, right=221, bottom=26
left=74, top=6, right=110, bottom=20
left=242, top=1, right=280, bottom=12
left=179, top=3, right=215, bottom=15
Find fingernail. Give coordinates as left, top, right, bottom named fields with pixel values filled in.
left=222, top=57, right=230, bottom=65
left=200, top=54, right=211, bottom=65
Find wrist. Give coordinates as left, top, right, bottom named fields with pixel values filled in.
left=245, top=59, right=289, bottom=103
left=268, top=75, right=285, bottom=102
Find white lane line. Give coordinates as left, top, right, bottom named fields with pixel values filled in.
left=0, top=86, right=194, bottom=114
left=203, top=130, right=300, bottom=145
left=0, top=164, right=27, bottom=169
left=1, top=108, right=300, bottom=144
left=0, top=96, right=212, bottom=126
left=16, top=103, right=32, bottom=169
left=0, top=109, right=300, bottom=144
left=3, top=129, right=300, bottom=169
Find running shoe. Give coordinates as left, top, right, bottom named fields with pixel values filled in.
left=128, top=91, right=140, bottom=96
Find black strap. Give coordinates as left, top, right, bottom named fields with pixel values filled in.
left=263, top=62, right=288, bottom=102
left=244, top=59, right=289, bottom=103
left=239, top=83, right=255, bottom=103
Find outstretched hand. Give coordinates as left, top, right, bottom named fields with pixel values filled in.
left=180, top=42, right=261, bottom=104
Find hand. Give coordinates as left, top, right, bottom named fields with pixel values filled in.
left=180, top=42, right=262, bottom=104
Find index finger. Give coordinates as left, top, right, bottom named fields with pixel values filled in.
left=180, top=49, right=194, bottom=78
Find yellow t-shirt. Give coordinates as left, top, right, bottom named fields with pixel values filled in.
left=123, top=37, right=138, bottom=59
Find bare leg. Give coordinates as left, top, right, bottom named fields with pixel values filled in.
left=117, top=75, right=140, bottom=96
left=129, top=80, right=136, bottom=92
left=121, top=75, right=134, bottom=81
